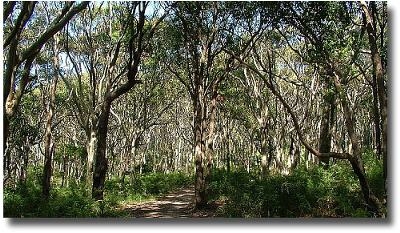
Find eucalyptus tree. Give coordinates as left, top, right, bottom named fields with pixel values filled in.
left=60, top=1, right=168, bottom=200
left=279, top=1, right=385, bottom=214
left=33, top=2, right=72, bottom=198
left=39, top=33, right=62, bottom=197
left=3, top=1, right=89, bottom=155
left=226, top=1, right=385, bottom=214
left=160, top=2, right=248, bottom=208
left=3, top=1, right=87, bottom=187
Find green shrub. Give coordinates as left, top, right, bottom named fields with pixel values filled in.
left=3, top=180, right=95, bottom=217
left=3, top=189, right=24, bottom=217
left=208, top=156, right=384, bottom=218
left=4, top=179, right=44, bottom=217
left=363, top=149, right=385, bottom=199
left=4, top=170, right=193, bottom=218
left=105, top=171, right=192, bottom=196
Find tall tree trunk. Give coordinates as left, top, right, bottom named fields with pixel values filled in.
left=20, top=141, right=30, bottom=184
left=61, top=154, right=67, bottom=187
left=360, top=0, right=388, bottom=199
left=371, top=73, right=382, bottom=159
left=3, top=116, right=10, bottom=155
left=223, top=121, right=231, bottom=173
left=86, top=129, right=97, bottom=186
left=260, top=127, right=269, bottom=177
left=43, top=40, right=60, bottom=198
left=204, top=85, right=219, bottom=193
left=3, top=118, right=11, bottom=185
left=266, top=138, right=274, bottom=171
left=318, top=98, right=334, bottom=167
left=43, top=98, right=55, bottom=197
left=318, top=79, right=336, bottom=167
left=92, top=101, right=111, bottom=200
left=193, top=92, right=207, bottom=209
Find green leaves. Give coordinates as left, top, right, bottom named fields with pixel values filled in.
left=208, top=158, right=383, bottom=217
left=54, top=143, right=87, bottom=164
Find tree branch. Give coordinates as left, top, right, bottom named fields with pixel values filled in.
left=3, top=1, right=16, bottom=22
left=21, top=1, right=89, bottom=62
left=4, top=1, right=36, bottom=49
left=224, top=48, right=355, bottom=161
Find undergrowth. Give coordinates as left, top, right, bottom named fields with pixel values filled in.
left=4, top=150, right=384, bottom=218
left=3, top=171, right=193, bottom=217
left=208, top=150, right=385, bottom=218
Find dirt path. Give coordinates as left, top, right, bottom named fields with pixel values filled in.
left=121, top=186, right=222, bottom=218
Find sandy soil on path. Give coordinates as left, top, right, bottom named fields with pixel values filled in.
left=120, top=186, right=222, bottom=218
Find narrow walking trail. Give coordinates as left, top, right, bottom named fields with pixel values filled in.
left=121, top=186, right=222, bottom=218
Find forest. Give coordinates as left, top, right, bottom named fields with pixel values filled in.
left=3, top=1, right=388, bottom=218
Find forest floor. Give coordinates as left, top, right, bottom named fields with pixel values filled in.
left=119, top=186, right=224, bottom=218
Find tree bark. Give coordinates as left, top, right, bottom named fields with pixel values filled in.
left=318, top=95, right=334, bottom=167
left=86, top=129, right=97, bottom=186
left=204, top=84, right=219, bottom=193
left=3, top=116, right=10, bottom=172
left=92, top=101, right=111, bottom=200
left=61, top=154, right=68, bottom=187
left=19, top=140, right=30, bottom=184
left=42, top=79, right=57, bottom=198
left=371, top=73, right=382, bottom=159
left=260, top=127, right=269, bottom=176
left=360, top=0, right=388, bottom=198
left=193, top=88, right=207, bottom=209
left=43, top=37, right=60, bottom=198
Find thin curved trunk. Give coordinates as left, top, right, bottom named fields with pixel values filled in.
left=43, top=120, right=54, bottom=197
left=43, top=40, right=60, bottom=198
left=43, top=92, right=56, bottom=198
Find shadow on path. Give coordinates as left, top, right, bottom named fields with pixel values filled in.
left=122, top=187, right=196, bottom=218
